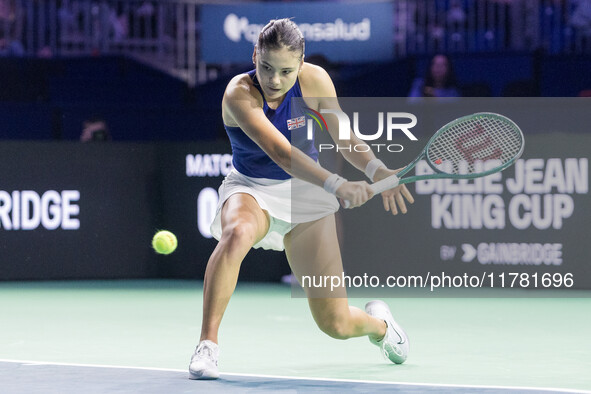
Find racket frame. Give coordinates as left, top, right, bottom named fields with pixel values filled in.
left=354, top=112, right=525, bottom=203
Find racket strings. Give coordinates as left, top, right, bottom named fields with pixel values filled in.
left=427, top=115, right=523, bottom=175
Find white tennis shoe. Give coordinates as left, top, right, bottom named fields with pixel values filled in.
left=189, top=340, right=219, bottom=380
left=365, top=300, right=409, bottom=364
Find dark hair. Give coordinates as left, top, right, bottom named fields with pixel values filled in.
left=424, top=54, right=457, bottom=89
left=256, top=18, right=305, bottom=58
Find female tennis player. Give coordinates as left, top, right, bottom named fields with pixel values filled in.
left=189, top=19, right=414, bottom=379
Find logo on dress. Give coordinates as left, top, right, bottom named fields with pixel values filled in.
left=287, top=116, right=306, bottom=130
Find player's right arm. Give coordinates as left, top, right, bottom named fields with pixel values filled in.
left=300, top=64, right=412, bottom=213
left=222, top=75, right=371, bottom=207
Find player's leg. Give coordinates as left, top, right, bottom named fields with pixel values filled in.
left=284, top=214, right=409, bottom=363
left=190, top=193, right=270, bottom=379
left=201, top=193, right=270, bottom=342
left=283, top=214, right=385, bottom=340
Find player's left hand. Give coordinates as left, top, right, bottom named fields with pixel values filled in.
left=373, top=167, right=414, bottom=215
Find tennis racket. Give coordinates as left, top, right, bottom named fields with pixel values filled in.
left=344, top=112, right=524, bottom=208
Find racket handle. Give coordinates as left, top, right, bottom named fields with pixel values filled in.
left=343, top=174, right=400, bottom=209
left=370, top=174, right=400, bottom=194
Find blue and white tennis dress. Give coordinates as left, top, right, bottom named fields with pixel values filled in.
left=209, top=70, right=339, bottom=251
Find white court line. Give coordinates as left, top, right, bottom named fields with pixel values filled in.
left=0, top=358, right=589, bottom=394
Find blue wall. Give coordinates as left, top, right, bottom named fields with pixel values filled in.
left=0, top=56, right=221, bottom=141
left=1, top=54, right=590, bottom=141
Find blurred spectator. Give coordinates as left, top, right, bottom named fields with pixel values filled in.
left=0, top=33, right=24, bottom=56
left=447, top=0, right=467, bottom=46
left=570, top=0, right=591, bottom=36
left=81, top=116, right=112, bottom=142
left=59, top=1, right=128, bottom=50
left=0, top=0, right=24, bottom=57
left=136, top=1, right=155, bottom=19
left=133, top=1, right=157, bottom=39
left=36, top=46, right=53, bottom=58
left=409, top=54, right=461, bottom=98
left=447, top=0, right=467, bottom=26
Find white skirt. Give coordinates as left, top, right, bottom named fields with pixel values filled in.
left=210, top=169, right=340, bottom=251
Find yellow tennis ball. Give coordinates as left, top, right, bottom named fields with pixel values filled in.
left=152, top=230, right=177, bottom=255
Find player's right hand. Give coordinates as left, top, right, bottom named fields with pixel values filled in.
left=335, top=181, right=374, bottom=208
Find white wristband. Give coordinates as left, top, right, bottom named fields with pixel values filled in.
left=323, top=174, right=347, bottom=195
left=365, top=159, right=386, bottom=181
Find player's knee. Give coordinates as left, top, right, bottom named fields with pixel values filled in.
left=317, top=316, right=351, bottom=340
left=221, top=222, right=258, bottom=248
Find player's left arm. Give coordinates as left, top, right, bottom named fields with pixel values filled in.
left=301, top=64, right=414, bottom=214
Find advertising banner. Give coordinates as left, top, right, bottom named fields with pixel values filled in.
left=0, top=142, right=160, bottom=280
left=291, top=98, right=591, bottom=294
left=0, top=142, right=290, bottom=281
left=2, top=99, right=589, bottom=290
left=200, top=2, right=394, bottom=63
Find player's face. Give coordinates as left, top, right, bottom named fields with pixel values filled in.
left=254, top=46, right=303, bottom=102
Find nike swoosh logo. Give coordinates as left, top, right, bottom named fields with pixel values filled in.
left=392, top=328, right=406, bottom=344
